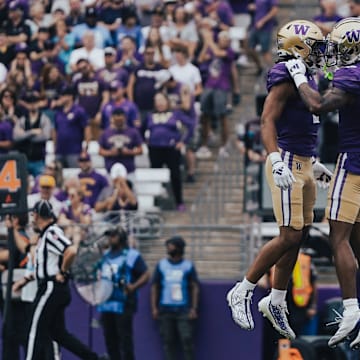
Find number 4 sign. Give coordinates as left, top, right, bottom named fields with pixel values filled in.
left=0, top=154, right=28, bottom=214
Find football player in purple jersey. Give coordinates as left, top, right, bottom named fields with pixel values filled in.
left=227, top=20, right=332, bottom=339
left=286, top=18, right=360, bottom=348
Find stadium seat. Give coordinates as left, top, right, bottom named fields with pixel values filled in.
left=133, top=168, right=171, bottom=211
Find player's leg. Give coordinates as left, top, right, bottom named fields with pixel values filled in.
left=325, top=154, right=360, bottom=347
left=348, top=222, right=360, bottom=349
left=227, top=153, right=308, bottom=335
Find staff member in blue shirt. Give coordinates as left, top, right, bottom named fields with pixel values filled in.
left=97, top=226, right=149, bottom=360
left=151, top=236, right=199, bottom=360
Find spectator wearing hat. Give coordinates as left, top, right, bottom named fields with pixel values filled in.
left=77, top=151, right=109, bottom=209
left=71, top=57, right=109, bottom=140
left=95, top=163, right=138, bottom=214
left=3, top=1, right=31, bottom=48
left=141, top=27, right=172, bottom=68
left=197, top=29, right=238, bottom=159
left=71, top=6, right=113, bottom=49
left=27, top=175, right=63, bottom=217
left=127, top=43, right=164, bottom=125
left=145, top=92, right=194, bottom=211
left=96, top=46, right=129, bottom=88
left=52, top=19, right=76, bottom=74
left=115, top=7, right=143, bottom=50
left=69, top=31, right=105, bottom=71
left=13, top=92, right=52, bottom=177
left=99, top=108, right=143, bottom=175
left=52, top=85, right=91, bottom=168
left=101, top=79, right=140, bottom=130
left=65, top=0, right=85, bottom=29
left=151, top=236, right=199, bottom=360
left=97, top=226, right=149, bottom=360
left=0, top=29, right=16, bottom=68
left=168, top=5, right=199, bottom=60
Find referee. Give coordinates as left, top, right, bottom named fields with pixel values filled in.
left=25, top=200, right=100, bottom=360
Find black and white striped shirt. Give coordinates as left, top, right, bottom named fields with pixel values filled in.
left=35, top=223, right=72, bottom=280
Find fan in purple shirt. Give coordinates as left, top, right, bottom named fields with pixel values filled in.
left=72, top=58, right=110, bottom=140
left=101, top=79, right=140, bottom=130
left=77, top=152, right=109, bottom=208
left=0, top=117, right=13, bottom=154
left=145, top=92, right=194, bottom=210
left=53, top=85, right=91, bottom=168
left=96, top=46, right=129, bottom=88
left=127, top=43, right=164, bottom=124
left=99, top=107, right=143, bottom=174
left=248, top=0, right=279, bottom=74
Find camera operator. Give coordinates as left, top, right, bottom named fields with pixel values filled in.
left=97, top=226, right=150, bottom=360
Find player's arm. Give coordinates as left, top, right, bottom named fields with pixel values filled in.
left=261, top=82, right=294, bottom=154
left=261, top=81, right=297, bottom=190
left=286, top=59, right=351, bottom=114
left=297, top=84, right=350, bottom=115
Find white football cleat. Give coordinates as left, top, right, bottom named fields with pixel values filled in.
left=226, top=282, right=254, bottom=330
left=258, top=295, right=296, bottom=340
left=328, top=309, right=360, bottom=348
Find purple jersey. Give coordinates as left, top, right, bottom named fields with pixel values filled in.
left=78, top=169, right=109, bottom=208
left=99, top=127, right=143, bottom=173
left=217, top=1, right=234, bottom=26
left=96, top=67, right=129, bottom=87
left=0, top=120, right=12, bottom=154
left=146, top=110, right=195, bottom=147
left=205, top=48, right=236, bottom=91
left=313, top=14, right=342, bottom=28
left=60, top=203, right=92, bottom=222
left=54, top=104, right=89, bottom=155
left=101, top=100, right=140, bottom=129
left=74, top=77, right=107, bottom=118
left=267, top=62, right=319, bottom=157
left=253, top=0, right=278, bottom=31
left=333, top=63, right=360, bottom=173
left=132, top=64, right=164, bottom=111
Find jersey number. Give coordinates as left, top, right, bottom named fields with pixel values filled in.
left=0, top=160, right=21, bottom=192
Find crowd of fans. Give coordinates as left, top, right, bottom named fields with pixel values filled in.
left=0, top=0, right=245, bottom=215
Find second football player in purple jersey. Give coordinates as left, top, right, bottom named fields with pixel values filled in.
left=286, top=18, right=360, bottom=348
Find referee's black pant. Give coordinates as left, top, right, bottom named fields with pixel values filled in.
left=26, top=280, right=98, bottom=360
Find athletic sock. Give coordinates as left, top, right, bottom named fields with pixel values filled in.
left=270, top=288, right=287, bottom=306
left=343, top=298, right=359, bottom=314
left=239, top=277, right=256, bottom=292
